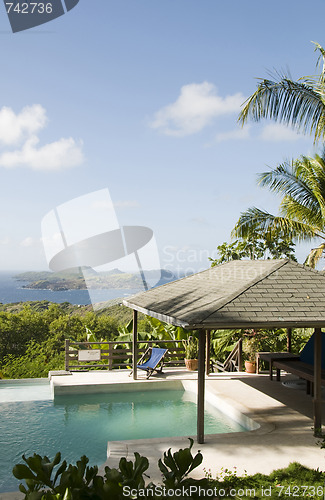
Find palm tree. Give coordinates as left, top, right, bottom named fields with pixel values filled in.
left=239, top=42, right=325, bottom=143
left=232, top=152, right=325, bottom=267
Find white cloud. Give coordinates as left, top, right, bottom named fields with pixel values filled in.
left=150, top=82, right=245, bottom=136
left=0, top=135, right=84, bottom=171
left=20, top=237, right=35, bottom=247
left=260, top=123, right=304, bottom=142
left=215, top=126, right=251, bottom=143
left=0, top=105, right=84, bottom=171
left=0, top=105, right=47, bottom=145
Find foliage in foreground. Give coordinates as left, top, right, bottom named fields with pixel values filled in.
left=12, top=442, right=325, bottom=499
left=13, top=438, right=207, bottom=500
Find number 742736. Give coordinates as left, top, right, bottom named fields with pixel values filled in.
left=5, top=3, right=53, bottom=14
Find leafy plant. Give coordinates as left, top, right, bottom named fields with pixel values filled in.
left=12, top=439, right=205, bottom=499
left=12, top=446, right=325, bottom=500
left=158, top=438, right=208, bottom=492
left=182, top=336, right=198, bottom=359
left=209, top=232, right=296, bottom=267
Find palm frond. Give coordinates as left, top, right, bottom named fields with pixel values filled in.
left=279, top=196, right=324, bottom=229
left=238, top=78, right=325, bottom=142
left=232, top=207, right=321, bottom=242
left=304, top=242, right=325, bottom=268
left=312, top=41, right=325, bottom=86
left=258, top=160, right=320, bottom=211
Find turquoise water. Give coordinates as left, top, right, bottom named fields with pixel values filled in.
left=0, top=384, right=245, bottom=492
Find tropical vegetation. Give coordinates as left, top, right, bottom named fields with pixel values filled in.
left=0, top=302, right=120, bottom=379
left=12, top=443, right=325, bottom=499
left=233, top=152, right=325, bottom=268
left=235, top=41, right=325, bottom=267
left=209, top=231, right=296, bottom=266
left=238, top=41, right=325, bottom=144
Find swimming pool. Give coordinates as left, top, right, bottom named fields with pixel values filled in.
left=0, top=380, right=250, bottom=493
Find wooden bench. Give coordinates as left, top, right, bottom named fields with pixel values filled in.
left=256, top=352, right=299, bottom=379
left=272, top=358, right=325, bottom=395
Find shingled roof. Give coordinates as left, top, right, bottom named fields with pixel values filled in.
left=123, top=259, right=325, bottom=329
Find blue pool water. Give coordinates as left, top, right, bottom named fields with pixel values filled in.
left=0, top=382, right=246, bottom=492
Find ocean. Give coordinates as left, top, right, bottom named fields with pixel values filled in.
left=0, top=271, right=140, bottom=306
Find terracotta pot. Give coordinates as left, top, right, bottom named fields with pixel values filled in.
left=245, top=361, right=256, bottom=373
left=185, top=359, right=198, bottom=371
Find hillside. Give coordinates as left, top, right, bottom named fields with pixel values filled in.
left=0, top=299, right=142, bottom=324
left=14, top=268, right=176, bottom=291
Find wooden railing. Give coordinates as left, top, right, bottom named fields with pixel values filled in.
left=214, top=339, right=242, bottom=372
left=64, top=339, right=186, bottom=372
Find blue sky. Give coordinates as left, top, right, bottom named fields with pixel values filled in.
left=0, top=0, right=323, bottom=272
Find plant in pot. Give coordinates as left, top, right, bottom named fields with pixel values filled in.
left=183, top=336, right=199, bottom=371
left=242, top=331, right=260, bottom=373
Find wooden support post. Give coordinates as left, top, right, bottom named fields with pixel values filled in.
left=313, top=328, right=322, bottom=436
left=238, top=338, right=243, bottom=372
left=197, top=330, right=206, bottom=444
left=132, top=310, right=138, bottom=380
left=65, top=339, right=69, bottom=371
left=205, top=330, right=211, bottom=376
left=287, top=328, right=292, bottom=353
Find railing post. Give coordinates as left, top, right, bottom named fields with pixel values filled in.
left=132, top=310, right=138, bottom=380
left=108, top=343, right=113, bottom=370
left=65, top=339, right=70, bottom=371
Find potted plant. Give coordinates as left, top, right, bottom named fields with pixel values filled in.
left=183, top=336, right=199, bottom=371
left=242, top=332, right=260, bottom=373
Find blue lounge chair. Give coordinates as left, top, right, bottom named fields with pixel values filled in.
left=136, top=347, right=168, bottom=379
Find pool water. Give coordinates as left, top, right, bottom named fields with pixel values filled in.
left=0, top=384, right=246, bottom=492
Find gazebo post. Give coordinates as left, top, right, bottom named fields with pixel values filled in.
left=205, top=330, right=210, bottom=376
left=132, top=310, right=138, bottom=380
left=286, top=328, right=292, bottom=352
left=197, top=329, right=206, bottom=444
left=313, top=327, right=322, bottom=436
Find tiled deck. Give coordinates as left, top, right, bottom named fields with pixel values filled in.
left=1, top=368, right=325, bottom=499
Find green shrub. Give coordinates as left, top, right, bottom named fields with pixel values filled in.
left=13, top=439, right=205, bottom=499
left=1, top=340, right=64, bottom=379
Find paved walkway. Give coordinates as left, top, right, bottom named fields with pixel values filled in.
left=1, top=368, right=325, bottom=498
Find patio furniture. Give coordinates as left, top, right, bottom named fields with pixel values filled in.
left=260, top=332, right=325, bottom=395
left=256, top=352, right=299, bottom=378
left=134, top=347, right=168, bottom=379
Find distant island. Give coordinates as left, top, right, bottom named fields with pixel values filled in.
left=14, top=267, right=177, bottom=291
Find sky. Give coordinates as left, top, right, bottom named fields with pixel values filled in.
left=0, top=0, right=324, bottom=274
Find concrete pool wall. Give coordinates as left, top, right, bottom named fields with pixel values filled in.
left=49, top=370, right=260, bottom=433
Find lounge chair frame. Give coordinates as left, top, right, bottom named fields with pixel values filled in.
left=130, top=346, right=168, bottom=379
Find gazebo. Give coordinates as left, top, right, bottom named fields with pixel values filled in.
left=123, top=259, right=325, bottom=442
